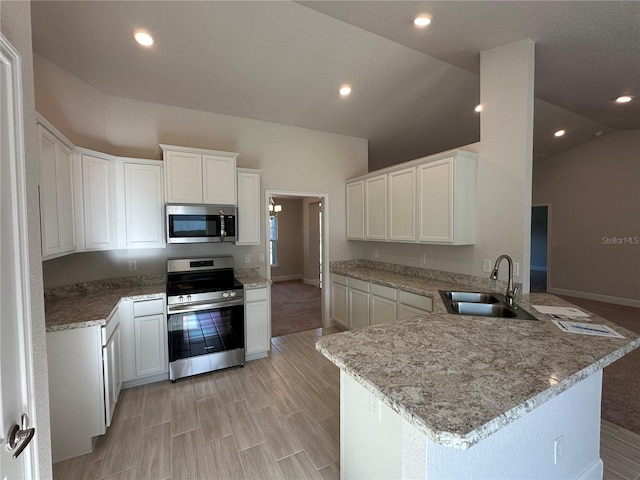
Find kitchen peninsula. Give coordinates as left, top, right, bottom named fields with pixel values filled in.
left=318, top=263, right=640, bottom=479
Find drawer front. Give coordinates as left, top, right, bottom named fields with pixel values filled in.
left=245, top=287, right=268, bottom=303
left=370, top=283, right=397, bottom=301
left=133, top=297, right=165, bottom=317
left=349, top=278, right=370, bottom=293
left=332, top=273, right=348, bottom=286
left=398, top=291, right=433, bottom=311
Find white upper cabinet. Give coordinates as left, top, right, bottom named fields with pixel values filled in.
left=388, top=167, right=416, bottom=242
left=346, top=180, right=365, bottom=240
left=161, top=145, right=238, bottom=205
left=38, top=124, right=76, bottom=259
left=365, top=174, right=387, bottom=240
left=417, top=154, right=476, bottom=244
left=82, top=153, right=117, bottom=251
left=123, top=162, right=164, bottom=248
left=345, top=150, right=477, bottom=245
left=236, top=168, right=261, bottom=245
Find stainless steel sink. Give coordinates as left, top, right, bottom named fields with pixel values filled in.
left=439, top=290, right=538, bottom=321
left=442, top=291, right=500, bottom=303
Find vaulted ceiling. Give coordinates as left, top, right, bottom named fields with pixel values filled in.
left=30, top=1, right=640, bottom=169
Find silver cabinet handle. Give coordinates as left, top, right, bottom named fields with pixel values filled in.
left=6, top=414, right=35, bottom=459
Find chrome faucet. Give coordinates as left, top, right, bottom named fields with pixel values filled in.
left=490, top=255, right=518, bottom=307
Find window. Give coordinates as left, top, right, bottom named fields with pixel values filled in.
left=269, top=215, right=278, bottom=266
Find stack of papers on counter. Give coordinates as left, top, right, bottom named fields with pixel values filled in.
left=532, top=305, right=592, bottom=321
left=550, top=320, right=625, bottom=339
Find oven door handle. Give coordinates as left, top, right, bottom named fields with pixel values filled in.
left=168, top=298, right=244, bottom=314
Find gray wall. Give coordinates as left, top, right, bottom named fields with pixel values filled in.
left=533, top=129, right=640, bottom=305
left=1, top=0, right=52, bottom=475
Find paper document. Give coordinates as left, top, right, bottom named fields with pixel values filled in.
left=532, top=305, right=591, bottom=321
left=552, top=320, right=625, bottom=339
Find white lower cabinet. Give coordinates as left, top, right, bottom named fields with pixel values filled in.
left=120, top=295, right=168, bottom=386
left=397, top=290, right=433, bottom=320
left=330, top=274, right=349, bottom=328
left=348, top=278, right=370, bottom=329
left=245, top=287, right=271, bottom=361
left=47, top=307, right=121, bottom=462
left=370, top=283, right=398, bottom=325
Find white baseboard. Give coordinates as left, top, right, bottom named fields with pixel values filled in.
left=547, top=287, right=640, bottom=308
left=303, top=278, right=320, bottom=287
left=271, top=274, right=303, bottom=282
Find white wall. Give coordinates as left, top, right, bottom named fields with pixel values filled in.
left=356, top=40, right=535, bottom=290
left=533, top=130, right=640, bottom=305
left=34, top=53, right=368, bottom=285
left=0, top=1, right=52, bottom=476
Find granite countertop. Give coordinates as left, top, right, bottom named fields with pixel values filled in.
left=45, top=283, right=166, bottom=332
left=236, top=275, right=272, bottom=289
left=318, top=262, right=640, bottom=450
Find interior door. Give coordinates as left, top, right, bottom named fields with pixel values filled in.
left=1, top=35, right=36, bottom=479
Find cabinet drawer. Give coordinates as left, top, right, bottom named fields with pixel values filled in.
left=398, top=291, right=432, bottom=311
left=245, top=287, right=268, bottom=303
left=370, top=283, right=396, bottom=301
left=133, top=297, right=164, bottom=317
left=332, top=273, right=348, bottom=287
left=349, top=278, right=369, bottom=293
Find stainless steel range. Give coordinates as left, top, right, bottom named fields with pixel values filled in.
left=166, top=256, right=244, bottom=382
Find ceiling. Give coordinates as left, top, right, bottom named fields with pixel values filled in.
left=30, top=1, right=640, bottom=169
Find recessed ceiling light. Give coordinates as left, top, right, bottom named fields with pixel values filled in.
left=339, top=85, right=352, bottom=97
left=413, top=15, right=432, bottom=27
left=133, top=30, right=154, bottom=47
left=474, top=104, right=483, bottom=113
left=554, top=129, right=566, bottom=137
left=615, top=95, right=633, bottom=103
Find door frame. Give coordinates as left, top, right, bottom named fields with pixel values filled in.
left=265, top=189, right=330, bottom=328
left=1, top=33, right=38, bottom=477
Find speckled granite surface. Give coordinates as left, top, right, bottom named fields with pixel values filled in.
left=319, top=262, right=640, bottom=450
left=235, top=268, right=271, bottom=289
left=45, top=282, right=166, bottom=332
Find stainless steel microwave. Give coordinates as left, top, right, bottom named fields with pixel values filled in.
left=166, top=204, right=237, bottom=243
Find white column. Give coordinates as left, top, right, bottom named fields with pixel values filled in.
left=477, top=39, right=535, bottom=293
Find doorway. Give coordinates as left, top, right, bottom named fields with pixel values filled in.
left=265, top=190, right=329, bottom=337
left=530, top=205, right=549, bottom=292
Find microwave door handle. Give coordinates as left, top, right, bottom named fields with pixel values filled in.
left=219, top=211, right=226, bottom=242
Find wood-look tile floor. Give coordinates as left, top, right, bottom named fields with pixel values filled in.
left=52, top=327, right=640, bottom=480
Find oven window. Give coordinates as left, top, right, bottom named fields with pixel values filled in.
left=169, top=214, right=220, bottom=238
left=168, top=305, right=244, bottom=362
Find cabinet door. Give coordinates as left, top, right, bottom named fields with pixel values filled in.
left=365, top=175, right=387, bottom=240
left=237, top=169, right=261, bottom=245
left=388, top=167, right=416, bottom=242
left=346, top=180, right=365, bottom=240
left=164, top=150, right=203, bottom=204
left=103, top=324, right=122, bottom=428
left=418, top=158, right=453, bottom=243
left=245, top=300, right=270, bottom=358
left=134, top=313, right=168, bottom=377
left=202, top=154, right=236, bottom=205
left=349, top=288, right=370, bottom=329
left=397, top=304, right=430, bottom=321
left=83, top=154, right=116, bottom=250
left=124, top=162, right=164, bottom=248
left=39, top=126, right=75, bottom=258
left=330, top=281, right=349, bottom=328
left=370, top=295, right=397, bottom=325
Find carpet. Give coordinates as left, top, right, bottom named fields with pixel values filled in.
left=271, top=280, right=322, bottom=337
left=559, top=295, right=640, bottom=434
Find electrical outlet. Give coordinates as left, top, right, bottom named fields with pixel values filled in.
left=514, top=262, right=520, bottom=277
left=420, top=254, right=427, bottom=264
left=128, top=260, right=137, bottom=271
left=373, top=249, right=379, bottom=259
left=259, top=253, right=265, bottom=263
left=554, top=435, right=564, bottom=464
left=482, top=259, right=492, bottom=273
left=244, top=253, right=251, bottom=263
